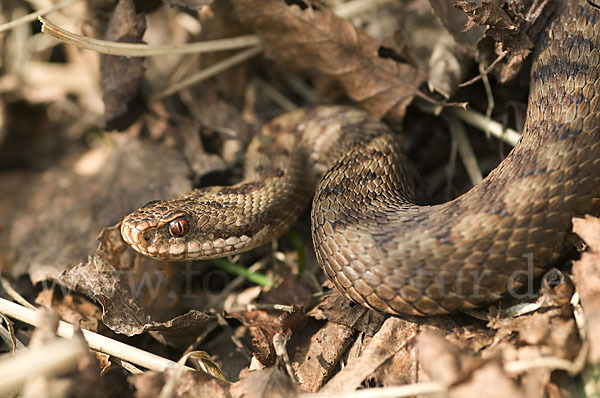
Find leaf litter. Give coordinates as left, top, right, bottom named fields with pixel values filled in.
left=0, top=0, right=598, bottom=397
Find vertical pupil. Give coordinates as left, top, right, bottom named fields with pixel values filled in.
left=169, top=217, right=188, bottom=237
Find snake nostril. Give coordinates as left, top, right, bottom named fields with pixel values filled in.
left=142, top=230, right=153, bottom=244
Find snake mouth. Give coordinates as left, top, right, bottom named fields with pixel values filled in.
left=120, top=219, right=255, bottom=261
left=121, top=223, right=188, bottom=260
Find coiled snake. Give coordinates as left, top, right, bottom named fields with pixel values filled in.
left=121, top=0, right=600, bottom=315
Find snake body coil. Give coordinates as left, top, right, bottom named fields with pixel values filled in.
left=122, top=0, right=600, bottom=315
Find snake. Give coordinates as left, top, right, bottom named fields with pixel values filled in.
left=121, top=0, right=600, bottom=316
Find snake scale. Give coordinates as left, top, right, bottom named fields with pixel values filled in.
left=121, top=0, right=600, bottom=315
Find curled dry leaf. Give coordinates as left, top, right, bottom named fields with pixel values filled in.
left=456, top=1, right=519, bottom=31
left=454, top=0, right=557, bottom=83
left=232, top=0, right=427, bottom=125
left=60, top=225, right=215, bottom=341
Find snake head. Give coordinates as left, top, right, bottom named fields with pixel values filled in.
left=120, top=193, right=255, bottom=260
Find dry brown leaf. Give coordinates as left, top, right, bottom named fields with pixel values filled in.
left=370, top=342, right=416, bottom=387
left=573, top=215, right=600, bottom=250
left=232, top=365, right=299, bottom=398
left=35, top=289, right=102, bottom=332
left=223, top=277, right=310, bottom=365
left=59, top=225, right=215, bottom=341
left=416, top=330, right=481, bottom=385
left=101, top=0, right=146, bottom=130
left=427, top=35, right=470, bottom=99
left=392, top=2, right=471, bottom=100
left=456, top=1, right=518, bottom=31
left=232, top=0, right=427, bottom=125
left=291, top=321, right=354, bottom=392
left=319, top=317, right=412, bottom=394
left=428, top=0, right=484, bottom=56
left=228, top=306, right=305, bottom=366
left=417, top=331, right=525, bottom=396
left=260, top=277, right=312, bottom=310
left=449, top=361, right=524, bottom=397
left=148, top=310, right=216, bottom=348
left=5, top=134, right=191, bottom=283
left=308, top=290, right=386, bottom=336
left=454, top=0, right=556, bottom=83
left=572, top=215, right=600, bottom=364
left=58, top=230, right=151, bottom=337
left=488, top=303, right=581, bottom=361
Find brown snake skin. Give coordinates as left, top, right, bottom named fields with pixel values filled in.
left=122, top=0, right=600, bottom=315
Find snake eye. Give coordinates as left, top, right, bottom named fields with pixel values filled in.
left=168, top=217, right=189, bottom=238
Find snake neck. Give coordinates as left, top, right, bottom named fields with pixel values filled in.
left=120, top=106, right=399, bottom=260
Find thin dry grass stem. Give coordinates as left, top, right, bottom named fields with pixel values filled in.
left=151, top=46, right=263, bottom=101
left=459, top=51, right=508, bottom=87
left=111, top=358, right=144, bottom=375
left=0, top=319, right=25, bottom=351
left=35, top=0, right=399, bottom=102
left=281, top=73, right=318, bottom=104
left=446, top=131, right=459, bottom=198
left=226, top=303, right=296, bottom=313
left=0, top=0, right=82, bottom=34
left=273, top=333, right=298, bottom=383
left=256, top=77, right=299, bottom=112
left=448, top=107, right=520, bottom=147
left=39, top=16, right=261, bottom=57
left=446, top=114, right=483, bottom=186
left=0, top=297, right=183, bottom=372
left=0, top=339, right=85, bottom=394
left=333, top=0, right=399, bottom=18
left=479, top=62, right=496, bottom=133
left=0, top=276, right=36, bottom=310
